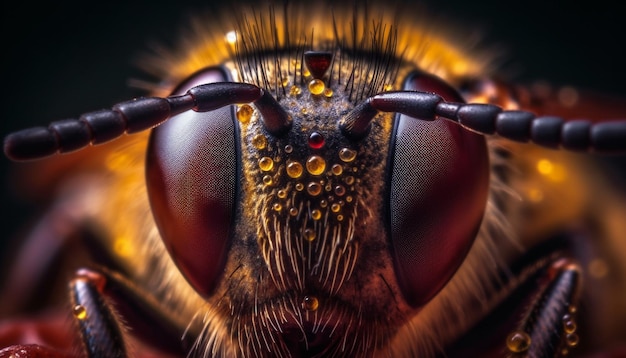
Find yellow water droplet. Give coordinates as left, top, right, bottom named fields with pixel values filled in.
left=566, top=333, right=579, bottom=347
left=311, top=209, right=322, bottom=220
left=331, top=164, right=343, bottom=175
left=331, top=203, right=341, bottom=213
left=337, top=214, right=344, bottom=221
left=339, top=148, right=357, bottom=162
left=295, top=183, right=304, bottom=191
left=320, top=200, right=328, bottom=208
left=287, top=161, right=304, bottom=178
left=282, top=78, right=290, bottom=87
left=301, top=107, right=308, bottom=114
left=308, top=79, right=325, bottom=95
left=564, top=319, right=577, bottom=334
left=323, top=88, right=334, bottom=98
left=259, top=157, right=274, bottom=171
left=506, top=331, right=531, bottom=353
left=304, top=228, right=315, bottom=242
left=334, top=185, right=346, bottom=196
left=289, top=207, right=299, bottom=216
left=277, top=189, right=287, bottom=199
left=384, top=84, right=393, bottom=91
left=346, top=196, right=353, bottom=202
left=290, top=85, right=302, bottom=96
left=307, top=182, right=322, bottom=196
left=306, top=156, right=326, bottom=175
left=273, top=203, right=282, bottom=211
left=302, top=296, right=319, bottom=311
left=344, top=176, right=355, bottom=185
left=252, top=134, right=267, bottom=150
left=73, top=305, right=87, bottom=320
left=263, top=175, right=273, bottom=186
left=236, top=104, right=254, bottom=123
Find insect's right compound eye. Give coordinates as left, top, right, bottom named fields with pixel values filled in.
left=388, top=71, right=490, bottom=307
left=146, top=66, right=239, bottom=298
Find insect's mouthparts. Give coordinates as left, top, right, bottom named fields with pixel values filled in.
left=281, top=321, right=334, bottom=358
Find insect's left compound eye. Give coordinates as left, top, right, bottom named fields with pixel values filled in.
left=388, top=71, right=490, bottom=307
left=146, top=66, right=238, bottom=298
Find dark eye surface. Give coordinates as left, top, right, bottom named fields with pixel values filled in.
left=146, top=67, right=239, bottom=298
left=388, top=71, right=490, bottom=306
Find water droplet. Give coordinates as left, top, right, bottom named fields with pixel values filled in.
left=566, top=333, right=579, bottom=347
left=346, top=196, right=353, bottom=202
left=506, top=331, right=531, bottom=353
left=259, top=157, right=274, bottom=171
left=306, top=156, right=326, bottom=176
left=339, top=148, right=357, bottom=162
left=302, top=296, right=319, bottom=311
left=295, top=183, right=304, bottom=191
left=331, top=203, right=341, bottom=212
left=73, top=305, right=87, bottom=320
left=334, top=185, right=346, bottom=196
left=320, top=199, right=328, bottom=208
left=287, top=162, right=304, bottom=178
left=308, top=132, right=325, bottom=149
left=307, top=182, right=322, bottom=196
left=308, top=79, right=325, bottom=95
left=344, top=176, right=355, bottom=185
left=289, top=207, right=298, bottom=216
left=323, top=88, right=334, bottom=98
left=304, top=228, right=315, bottom=242
left=263, top=175, right=273, bottom=186
left=277, top=189, right=287, bottom=199
left=331, top=164, right=343, bottom=175
left=311, top=209, right=322, bottom=220
left=237, top=104, right=253, bottom=123
left=564, top=319, right=577, bottom=334
left=337, top=214, right=344, bottom=221
left=284, top=145, right=293, bottom=153
left=252, top=134, right=267, bottom=150
left=273, top=203, right=282, bottom=211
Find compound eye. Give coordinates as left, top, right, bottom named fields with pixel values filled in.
left=146, top=67, right=238, bottom=298
left=389, top=71, right=490, bottom=307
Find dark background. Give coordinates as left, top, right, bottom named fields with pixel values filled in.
left=1, top=1, right=625, bottom=264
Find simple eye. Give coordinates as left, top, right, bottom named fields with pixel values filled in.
left=388, top=71, right=490, bottom=307
left=146, top=66, right=239, bottom=298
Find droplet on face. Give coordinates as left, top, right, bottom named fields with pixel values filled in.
left=308, top=79, right=325, bottom=95
left=284, top=145, right=293, bottom=153
left=289, top=207, right=298, bottom=216
left=339, top=148, right=357, bottom=162
left=331, top=164, right=343, bottom=175
left=73, top=305, right=87, bottom=320
left=331, top=203, right=341, bottom=212
left=302, top=295, right=319, bottom=311
left=252, top=134, right=267, bottom=150
left=311, top=209, right=322, bottom=220
left=308, top=132, right=325, bottom=149
left=344, top=176, right=355, bottom=185
left=334, top=185, right=346, bottom=196
left=259, top=157, right=274, bottom=171
left=277, top=189, right=287, bottom=199
left=290, top=85, right=302, bottom=96
left=563, top=318, right=577, bottom=334
left=307, top=182, right=322, bottom=196
left=304, top=228, right=315, bottom=241
left=273, top=203, right=282, bottom=211
left=263, top=175, right=273, bottom=186
left=237, top=104, right=254, bottom=123
left=506, top=331, right=531, bottom=353
left=306, top=156, right=326, bottom=175
left=323, top=88, right=334, bottom=98
left=566, top=333, right=579, bottom=347
left=287, top=161, right=304, bottom=178
left=295, top=183, right=304, bottom=191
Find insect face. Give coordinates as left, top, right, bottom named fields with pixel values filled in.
left=2, top=1, right=626, bottom=358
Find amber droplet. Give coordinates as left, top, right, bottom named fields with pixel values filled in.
left=308, top=79, right=325, bottom=95
left=311, top=209, right=322, bottom=220
left=304, top=51, right=333, bottom=79
left=306, top=156, right=326, bottom=176
left=259, top=157, right=274, bottom=171
left=344, top=176, right=355, bottom=185
left=289, top=207, right=298, bottom=216
left=566, top=333, right=579, bottom=347
left=73, top=305, right=87, bottom=320
left=302, top=295, right=319, bottom=311
left=252, top=134, right=267, bottom=150
left=334, top=185, right=346, bottom=196
left=339, top=148, right=357, bottom=162
left=308, top=132, right=325, bottom=149
left=236, top=104, right=254, bottom=123
left=277, top=189, right=287, bottom=199
left=307, top=182, right=322, bottom=196
left=273, top=203, right=282, bottom=211
left=331, top=203, right=341, bottom=212
left=506, top=331, right=531, bottom=353
left=323, top=88, right=334, bottom=98
left=295, top=183, right=304, bottom=191
left=563, top=319, right=577, bottom=334
left=331, top=164, right=343, bottom=175
left=263, top=175, right=273, bottom=185
left=304, top=228, right=315, bottom=241
left=287, top=161, right=304, bottom=178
